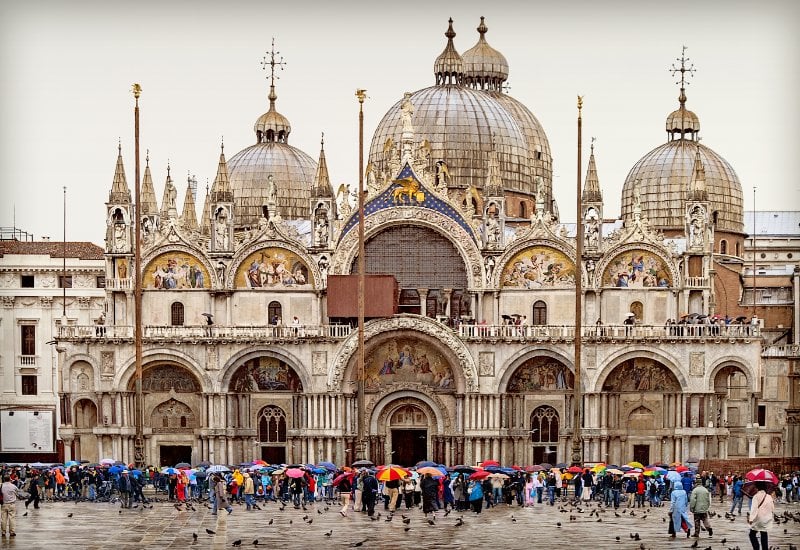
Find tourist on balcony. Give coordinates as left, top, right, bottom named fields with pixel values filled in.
left=624, top=313, right=635, bottom=337
left=94, top=312, right=106, bottom=337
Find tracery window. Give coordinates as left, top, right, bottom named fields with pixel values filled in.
left=258, top=405, right=287, bottom=443
left=531, top=406, right=559, bottom=443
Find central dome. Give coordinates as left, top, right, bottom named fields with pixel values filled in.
left=368, top=18, right=553, bottom=209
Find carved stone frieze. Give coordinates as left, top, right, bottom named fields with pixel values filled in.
left=312, top=351, right=327, bottom=376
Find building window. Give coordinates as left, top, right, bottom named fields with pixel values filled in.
left=21, top=375, right=38, bottom=395
left=170, top=302, right=185, bottom=326
left=21, top=325, right=36, bottom=356
left=21, top=275, right=34, bottom=288
left=96, top=276, right=106, bottom=288
left=735, top=242, right=741, bottom=256
left=258, top=405, right=287, bottom=443
left=532, top=300, right=547, bottom=325
left=719, top=240, right=727, bottom=255
left=58, top=275, right=73, bottom=288
left=757, top=405, right=766, bottom=427
left=268, top=301, right=282, bottom=324
left=519, top=201, right=526, bottom=218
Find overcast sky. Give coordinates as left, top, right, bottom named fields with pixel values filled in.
left=1, top=0, right=798, bottom=243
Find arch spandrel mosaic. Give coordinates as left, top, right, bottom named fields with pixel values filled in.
left=602, top=249, right=671, bottom=288
left=507, top=357, right=573, bottom=392
left=364, top=338, right=455, bottom=392
left=133, top=364, right=201, bottom=393
left=143, top=253, right=210, bottom=289
left=236, top=248, right=313, bottom=289
left=602, top=358, right=681, bottom=392
left=501, top=246, right=575, bottom=288
left=230, top=358, right=303, bottom=392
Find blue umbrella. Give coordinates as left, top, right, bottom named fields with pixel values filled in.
left=162, top=467, right=178, bottom=475
left=415, top=460, right=437, bottom=468
left=130, top=469, right=143, bottom=478
left=65, top=460, right=79, bottom=467
left=665, top=470, right=682, bottom=483
left=317, top=461, right=336, bottom=471
left=108, top=465, right=123, bottom=474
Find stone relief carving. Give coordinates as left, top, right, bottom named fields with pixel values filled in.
left=0, top=273, right=15, bottom=288
left=205, top=345, right=218, bottom=370
left=478, top=352, right=494, bottom=377
left=312, top=351, right=328, bottom=376
left=40, top=275, right=56, bottom=288
left=101, top=351, right=115, bottom=376
left=689, top=352, right=705, bottom=377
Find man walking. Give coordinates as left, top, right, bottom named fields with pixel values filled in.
left=118, top=470, right=132, bottom=508
left=689, top=478, right=713, bottom=538
left=2, top=475, right=20, bottom=537
left=730, top=476, right=744, bottom=515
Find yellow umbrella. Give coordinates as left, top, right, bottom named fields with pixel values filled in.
left=591, top=463, right=607, bottom=473
left=626, top=461, right=644, bottom=469
left=377, top=466, right=409, bottom=482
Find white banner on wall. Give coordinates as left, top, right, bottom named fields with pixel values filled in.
left=1, top=410, right=54, bottom=453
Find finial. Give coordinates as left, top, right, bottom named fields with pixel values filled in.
left=321, top=131, right=325, bottom=149
left=117, top=138, right=121, bottom=154
left=167, top=159, right=171, bottom=177
left=261, top=37, right=286, bottom=107
left=477, top=16, right=487, bottom=37
left=131, top=83, right=142, bottom=99
left=356, top=89, right=367, bottom=104
left=591, top=136, right=596, bottom=153
left=445, top=17, right=456, bottom=39
left=577, top=95, right=584, bottom=111
left=221, top=135, right=224, bottom=153
left=146, top=149, right=150, bottom=166
left=670, top=45, right=695, bottom=107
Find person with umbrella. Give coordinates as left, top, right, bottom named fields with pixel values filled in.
left=747, top=481, right=774, bottom=550
left=420, top=472, right=439, bottom=518
left=337, top=473, right=353, bottom=517
left=361, top=469, right=379, bottom=517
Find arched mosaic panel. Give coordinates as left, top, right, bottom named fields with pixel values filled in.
left=364, top=337, right=455, bottom=392
left=236, top=248, right=312, bottom=289
left=507, top=357, right=573, bottom=392
left=143, top=252, right=210, bottom=289
left=132, top=364, right=201, bottom=393
left=602, top=249, right=671, bottom=288
left=602, top=358, right=680, bottom=392
left=501, top=246, right=575, bottom=288
left=230, top=357, right=303, bottom=392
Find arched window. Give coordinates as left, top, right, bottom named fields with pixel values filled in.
left=258, top=405, right=287, bottom=443
left=532, top=300, right=547, bottom=325
left=170, top=302, right=184, bottom=326
left=531, top=406, right=559, bottom=464
left=268, top=301, right=282, bottom=324
left=519, top=201, right=527, bottom=218
left=720, top=240, right=728, bottom=255
left=735, top=242, right=741, bottom=257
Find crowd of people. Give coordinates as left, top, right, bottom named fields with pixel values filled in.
left=1, top=460, right=797, bottom=548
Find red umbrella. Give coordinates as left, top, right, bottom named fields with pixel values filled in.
left=567, top=466, right=583, bottom=474
left=745, top=468, right=779, bottom=484
left=286, top=468, right=305, bottom=478
left=482, top=460, right=500, bottom=467
left=675, top=465, right=689, bottom=473
left=332, top=472, right=355, bottom=486
left=469, top=470, right=491, bottom=480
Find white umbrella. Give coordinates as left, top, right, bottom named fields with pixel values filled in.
left=207, top=464, right=230, bottom=473
left=665, top=470, right=682, bottom=482
left=100, top=458, right=115, bottom=465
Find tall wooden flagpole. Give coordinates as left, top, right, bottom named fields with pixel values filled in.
left=132, top=83, right=145, bottom=468
left=355, top=89, right=367, bottom=461
left=572, top=95, right=584, bottom=467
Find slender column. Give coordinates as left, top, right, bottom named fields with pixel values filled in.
left=418, top=289, right=428, bottom=317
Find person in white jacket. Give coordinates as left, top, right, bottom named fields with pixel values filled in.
left=747, top=483, right=774, bottom=550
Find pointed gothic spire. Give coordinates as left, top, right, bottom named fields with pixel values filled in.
left=180, top=176, right=198, bottom=232
left=312, top=133, right=332, bottom=197
left=109, top=142, right=131, bottom=203
left=582, top=140, right=602, bottom=203
left=200, top=182, right=211, bottom=236
left=140, top=151, right=158, bottom=216
left=688, top=143, right=707, bottom=201
left=211, top=143, right=233, bottom=203
left=159, top=163, right=178, bottom=220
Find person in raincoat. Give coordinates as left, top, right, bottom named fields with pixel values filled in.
left=420, top=472, right=439, bottom=518
left=468, top=478, right=484, bottom=514
left=668, top=484, right=692, bottom=539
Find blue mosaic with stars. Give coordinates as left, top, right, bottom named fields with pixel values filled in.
left=339, top=163, right=476, bottom=244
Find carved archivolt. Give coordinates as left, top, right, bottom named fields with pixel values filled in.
left=327, top=315, right=478, bottom=393
left=371, top=391, right=450, bottom=434
left=330, top=207, right=483, bottom=289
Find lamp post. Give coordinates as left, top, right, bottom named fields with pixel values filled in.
left=132, top=83, right=145, bottom=468
left=355, top=89, right=367, bottom=462
left=572, top=95, right=584, bottom=467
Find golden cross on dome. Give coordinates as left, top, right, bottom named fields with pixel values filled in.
left=670, top=45, right=696, bottom=90
left=261, top=37, right=286, bottom=88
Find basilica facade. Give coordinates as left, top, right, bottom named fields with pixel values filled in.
left=54, top=18, right=795, bottom=468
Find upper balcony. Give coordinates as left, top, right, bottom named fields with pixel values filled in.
left=57, top=324, right=353, bottom=343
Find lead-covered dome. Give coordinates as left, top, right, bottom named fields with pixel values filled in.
left=228, top=82, right=318, bottom=226
left=621, top=93, right=743, bottom=234
left=368, top=18, right=553, bottom=205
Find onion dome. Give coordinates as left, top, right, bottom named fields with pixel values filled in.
left=462, top=17, right=509, bottom=91
left=228, top=55, right=318, bottom=226
left=434, top=18, right=463, bottom=85
left=369, top=86, right=531, bottom=195
left=621, top=141, right=743, bottom=235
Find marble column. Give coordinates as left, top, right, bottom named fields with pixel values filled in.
left=418, top=289, right=428, bottom=317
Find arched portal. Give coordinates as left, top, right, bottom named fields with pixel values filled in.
left=73, top=398, right=98, bottom=463
left=372, top=393, right=441, bottom=467
left=714, top=365, right=750, bottom=429
left=257, top=405, right=288, bottom=464
left=389, top=403, right=430, bottom=467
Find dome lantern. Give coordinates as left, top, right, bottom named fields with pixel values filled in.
left=462, top=16, right=509, bottom=91
left=666, top=46, right=700, bottom=141
left=254, top=39, right=292, bottom=144
left=433, top=18, right=463, bottom=86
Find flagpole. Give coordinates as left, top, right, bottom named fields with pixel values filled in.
left=355, top=89, right=367, bottom=462
left=572, top=95, right=584, bottom=467
left=132, top=83, right=145, bottom=468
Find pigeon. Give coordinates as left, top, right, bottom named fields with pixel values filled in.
left=511, top=516, right=517, bottom=523
left=350, top=541, right=367, bottom=548
left=596, top=518, right=602, bottom=522
left=306, top=518, right=313, bottom=524
left=556, top=522, right=561, bottom=527
left=634, top=533, right=640, bottom=541
left=444, top=509, right=451, bottom=517
left=317, top=509, right=323, bottom=515
left=252, top=541, right=258, bottom=546
left=404, top=527, right=411, bottom=532
left=721, top=539, right=726, bottom=545
left=402, top=517, right=411, bottom=525
left=427, top=518, right=435, bottom=526
left=206, top=528, right=216, bottom=535
left=232, top=541, right=242, bottom=548
left=192, top=533, right=198, bottom=541
left=303, top=515, right=308, bottom=520
left=690, top=540, right=698, bottom=549
left=324, top=530, right=332, bottom=537
left=615, top=536, right=620, bottom=542
left=385, top=515, right=393, bottom=522
left=119, top=510, right=123, bottom=514
left=289, top=519, right=293, bottom=525
left=22, top=512, right=28, bottom=517
left=268, top=518, right=274, bottom=525
left=455, top=518, right=464, bottom=527
left=630, top=533, right=635, bottom=539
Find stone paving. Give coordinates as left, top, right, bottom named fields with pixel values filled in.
left=2, top=495, right=799, bottom=550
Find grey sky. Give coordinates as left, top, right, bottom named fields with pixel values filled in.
left=1, top=0, right=798, bottom=243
